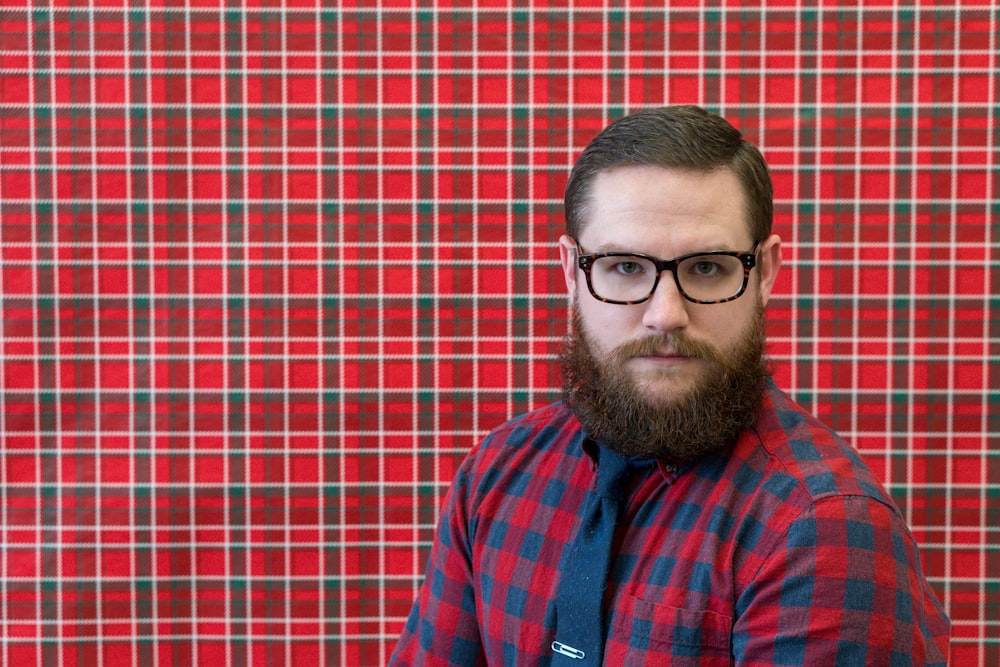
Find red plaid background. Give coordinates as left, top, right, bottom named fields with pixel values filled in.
left=1, top=2, right=997, bottom=665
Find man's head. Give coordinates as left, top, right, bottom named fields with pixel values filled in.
left=558, top=106, right=783, bottom=462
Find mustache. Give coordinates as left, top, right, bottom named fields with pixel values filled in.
left=610, top=332, right=723, bottom=365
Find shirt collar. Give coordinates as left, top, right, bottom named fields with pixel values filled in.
left=581, top=437, right=677, bottom=482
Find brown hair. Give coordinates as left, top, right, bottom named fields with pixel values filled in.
left=564, top=106, right=773, bottom=242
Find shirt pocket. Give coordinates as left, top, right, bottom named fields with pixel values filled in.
left=607, top=595, right=732, bottom=666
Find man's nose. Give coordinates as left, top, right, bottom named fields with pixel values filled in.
left=640, top=273, right=691, bottom=333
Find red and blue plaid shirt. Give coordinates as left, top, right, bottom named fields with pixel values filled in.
left=391, top=381, right=950, bottom=665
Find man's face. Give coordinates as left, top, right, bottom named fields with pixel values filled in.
left=559, top=165, right=782, bottom=409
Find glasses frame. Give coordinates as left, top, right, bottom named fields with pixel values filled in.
left=574, top=241, right=760, bottom=305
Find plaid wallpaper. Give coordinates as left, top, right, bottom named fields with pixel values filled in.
left=1, top=2, right=997, bottom=665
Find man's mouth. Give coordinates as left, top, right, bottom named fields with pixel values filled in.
left=611, top=334, right=720, bottom=371
left=631, top=351, right=695, bottom=366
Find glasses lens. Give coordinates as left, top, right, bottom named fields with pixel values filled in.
left=675, top=254, right=746, bottom=301
left=589, top=255, right=659, bottom=302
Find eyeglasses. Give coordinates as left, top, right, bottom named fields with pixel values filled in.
left=574, top=241, right=760, bottom=305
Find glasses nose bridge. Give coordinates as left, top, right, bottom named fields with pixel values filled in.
left=649, top=256, right=684, bottom=297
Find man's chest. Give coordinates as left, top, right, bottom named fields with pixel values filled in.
left=468, top=482, right=760, bottom=664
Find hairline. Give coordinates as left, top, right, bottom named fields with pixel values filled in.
left=569, top=164, right=758, bottom=244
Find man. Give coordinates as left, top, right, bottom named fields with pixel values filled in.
left=391, top=106, right=950, bottom=665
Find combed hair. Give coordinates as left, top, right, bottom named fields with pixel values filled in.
left=564, top=106, right=773, bottom=243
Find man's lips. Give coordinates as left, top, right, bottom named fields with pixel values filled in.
left=631, top=351, right=694, bottom=364
left=634, top=347, right=692, bottom=358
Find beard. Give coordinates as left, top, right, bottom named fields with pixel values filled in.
left=560, top=301, right=771, bottom=464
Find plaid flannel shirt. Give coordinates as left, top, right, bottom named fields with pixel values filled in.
left=391, top=380, right=950, bottom=666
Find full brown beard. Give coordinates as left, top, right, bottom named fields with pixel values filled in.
left=560, top=302, right=770, bottom=463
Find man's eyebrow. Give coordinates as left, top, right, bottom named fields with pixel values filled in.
left=588, top=243, right=741, bottom=256
left=587, top=242, right=636, bottom=253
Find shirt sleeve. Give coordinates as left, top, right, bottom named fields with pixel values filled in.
left=389, top=458, right=487, bottom=667
left=732, top=494, right=950, bottom=666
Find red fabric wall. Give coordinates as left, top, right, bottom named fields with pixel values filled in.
left=1, top=3, right=997, bottom=665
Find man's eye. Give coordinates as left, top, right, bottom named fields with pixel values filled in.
left=690, top=261, right=722, bottom=277
left=612, top=261, right=644, bottom=275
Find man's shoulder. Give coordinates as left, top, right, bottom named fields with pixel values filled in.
left=452, top=401, right=585, bottom=508
left=749, top=381, right=893, bottom=505
left=480, top=400, right=581, bottom=452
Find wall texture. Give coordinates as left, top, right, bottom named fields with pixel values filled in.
left=1, top=2, right=997, bottom=665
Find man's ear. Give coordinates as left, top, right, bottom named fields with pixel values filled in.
left=558, top=235, right=579, bottom=298
left=756, top=234, right=782, bottom=307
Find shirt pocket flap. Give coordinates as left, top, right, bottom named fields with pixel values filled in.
left=608, top=595, right=732, bottom=663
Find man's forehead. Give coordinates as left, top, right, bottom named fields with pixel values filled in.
left=576, top=167, right=754, bottom=251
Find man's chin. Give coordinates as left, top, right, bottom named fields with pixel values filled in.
left=632, top=382, right=693, bottom=410
left=629, top=358, right=708, bottom=395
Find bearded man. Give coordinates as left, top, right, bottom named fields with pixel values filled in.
left=391, top=106, right=950, bottom=666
